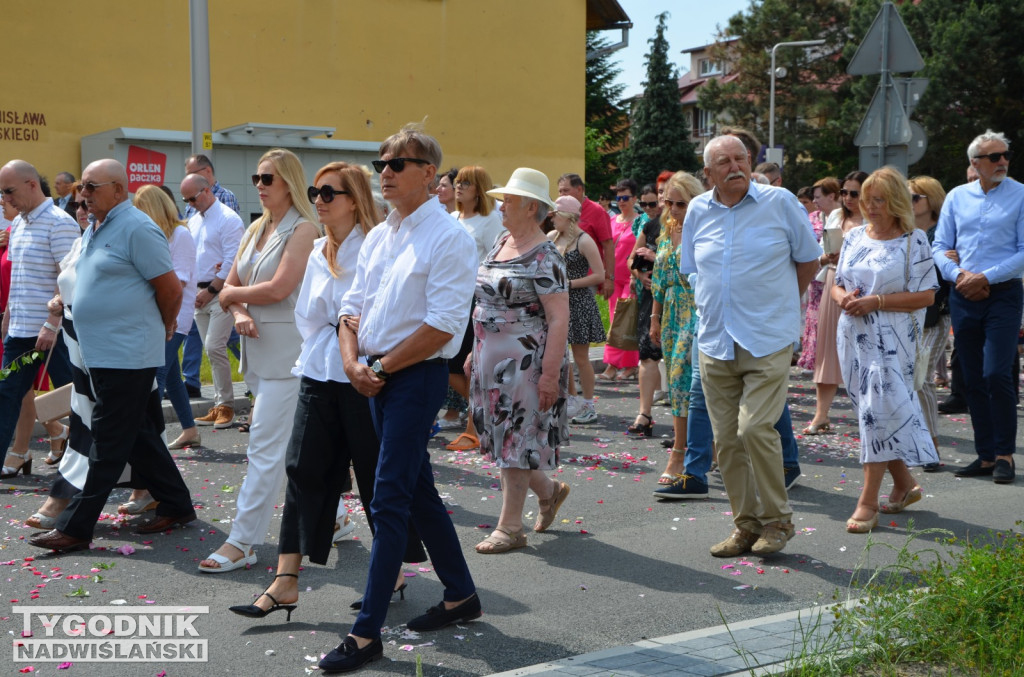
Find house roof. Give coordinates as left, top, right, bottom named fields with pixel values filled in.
left=586, top=0, right=631, bottom=30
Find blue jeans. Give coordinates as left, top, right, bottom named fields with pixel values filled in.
left=685, top=345, right=800, bottom=484
left=350, top=361, right=476, bottom=640
left=181, top=321, right=240, bottom=389
left=0, top=333, right=73, bottom=453
left=949, top=283, right=1022, bottom=459
left=156, top=332, right=195, bottom=429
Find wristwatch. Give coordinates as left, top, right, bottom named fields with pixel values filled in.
left=371, top=359, right=390, bottom=381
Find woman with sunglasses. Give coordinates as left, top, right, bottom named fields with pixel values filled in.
left=803, top=170, right=868, bottom=435
left=230, top=162, right=427, bottom=618
left=198, top=149, right=319, bottom=573
left=599, top=179, right=641, bottom=383
left=441, top=165, right=506, bottom=451
left=648, top=172, right=703, bottom=482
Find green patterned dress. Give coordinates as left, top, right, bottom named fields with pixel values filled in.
left=651, top=234, right=696, bottom=416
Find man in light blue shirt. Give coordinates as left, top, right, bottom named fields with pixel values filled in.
left=680, top=135, right=820, bottom=558
left=29, top=159, right=196, bottom=554
left=932, top=129, right=1024, bottom=484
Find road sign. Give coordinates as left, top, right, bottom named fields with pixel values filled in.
left=907, top=121, right=928, bottom=165
left=847, top=2, right=924, bottom=75
left=853, top=79, right=912, bottom=146
left=894, top=78, right=929, bottom=116
left=859, top=144, right=908, bottom=174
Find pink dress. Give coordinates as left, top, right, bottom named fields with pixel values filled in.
left=603, top=214, right=640, bottom=369
left=797, top=210, right=825, bottom=370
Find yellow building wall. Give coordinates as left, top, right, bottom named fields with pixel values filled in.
left=4, top=0, right=586, bottom=194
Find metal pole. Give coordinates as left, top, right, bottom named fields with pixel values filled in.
left=878, top=2, right=891, bottom=158
left=189, top=0, right=212, bottom=157
left=768, top=39, right=826, bottom=163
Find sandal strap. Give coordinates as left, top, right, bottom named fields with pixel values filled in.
left=274, top=573, right=298, bottom=579
left=224, top=537, right=253, bottom=556
left=6, top=451, right=29, bottom=461
left=258, top=591, right=280, bottom=607
left=638, top=413, right=652, bottom=422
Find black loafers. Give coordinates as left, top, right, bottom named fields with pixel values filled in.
left=318, top=636, right=383, bottom=673
left=406, top=593, right=482, bottom=631
left=993, top=458, right=1016, bottom=484
left=954, top=459, right=994, bottom=478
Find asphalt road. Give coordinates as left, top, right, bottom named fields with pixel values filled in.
left=3, top=368, right=1021, bottom=676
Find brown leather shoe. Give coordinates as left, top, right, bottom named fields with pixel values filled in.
left=752, top=521, right=796, bottom=555
left=133, top=511, right=198, bottom=534
left=710, top=527, right=759, bottom=558
left=28, top=529, right=91, bottom=553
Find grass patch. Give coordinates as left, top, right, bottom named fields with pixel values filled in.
left=180, top=345, right=246, bottom=386
left=785, top=522, right=1024, bottom=676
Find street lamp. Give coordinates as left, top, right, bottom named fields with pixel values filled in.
left=768, top=39, right=826, bottom=166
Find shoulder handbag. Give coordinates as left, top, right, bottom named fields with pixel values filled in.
left=35, top=328, right=72, bottom=424
left=905, top=235, right=929, bottom=392
left=607, top=296, right=639, bottom=351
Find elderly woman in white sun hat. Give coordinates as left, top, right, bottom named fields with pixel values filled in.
left=467, top=168, right=572, bottom=554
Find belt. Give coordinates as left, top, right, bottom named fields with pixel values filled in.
left=197, top=281, right=214, bottom=289
left=989, top=280, right=1022, bottom=293
left=367, top=354, right=447, bottom=366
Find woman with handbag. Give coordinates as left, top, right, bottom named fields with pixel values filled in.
left=832, top=167, right=938, bottom=534
left=599, top=179, right=641, bottom=383
left=198, top=149, right=319, bottom=572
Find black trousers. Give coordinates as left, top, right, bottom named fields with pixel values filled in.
left=56, top=367, right=194, bottom=540
left=278, top=376, right=426, bottom=565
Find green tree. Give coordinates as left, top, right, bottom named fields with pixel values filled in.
left=618, top=13, right=697, bottom=184
left=842, top=0, right=1024, bottom=190
left=585, top=31, right=627, bottom=194
left=697, top=0, right=853, bottom=189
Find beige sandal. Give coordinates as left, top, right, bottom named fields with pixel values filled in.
left=534, top=481, right=571, bottom=532
left=474, top=527, right=527, bottom=554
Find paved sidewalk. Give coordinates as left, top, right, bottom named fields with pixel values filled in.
left=490, top=602, right=850, bottom=677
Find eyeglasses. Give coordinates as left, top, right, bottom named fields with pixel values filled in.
left=663, top=199, right=688, bottom=209
left=839, top=189, right=860, bottom=198
left=638, top=201, right=659, bottom=209
left=182, top=190, right=204, bottom=204
left=70, top=201, right=86, bottom=211
left=252, top=173, right=275, bottom=187
left=911, top=194, right=927, bottom=204
left=974, top=150, right=1012, bottom=163
left=615, top=195, right=634, bottom=202
left=371, top=157, right=430, bottom=174
left=79, top=181, right=114, bottom=193
left=307, top=185, right=350, bottom=204
left=0, top=180, right=29, bottom=196
left=455, top=180, right=473, bottom=188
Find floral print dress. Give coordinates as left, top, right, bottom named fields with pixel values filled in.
left=470, top=237, right=570, bottom=470
left=651, top=234, right=696, bottom=416
left=797, top=209, right=825, bottom=370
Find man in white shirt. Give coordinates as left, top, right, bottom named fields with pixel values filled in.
left=181, top=173, right=244, bottom=429
left=0, top=160, right=79, bottom=477
left=324, top=125, right=479, bottom=673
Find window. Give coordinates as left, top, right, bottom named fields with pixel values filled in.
left=696, top=109, right=715, bottom=137
left=699, top=58, right=723, bottom=77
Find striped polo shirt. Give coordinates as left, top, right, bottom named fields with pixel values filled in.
left=7, top=199, right=80, bottom=338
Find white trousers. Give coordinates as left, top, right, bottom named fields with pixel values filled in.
left=917, top=315, right=952, bottom=437
left=193, top=299, right=236, bottom=407
left=228, top=372, right=300, bottom=546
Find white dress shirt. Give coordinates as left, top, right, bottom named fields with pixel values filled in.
left=187, top=198, right=245, bottom=284
left=168, top=226, right=197, bottom=336
left=339, top=196, right=477, bottom=359
left=293, top=231, right=365, bottom=382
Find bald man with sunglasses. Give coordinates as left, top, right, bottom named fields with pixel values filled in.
left=932, top=129, right=1024, bottom=484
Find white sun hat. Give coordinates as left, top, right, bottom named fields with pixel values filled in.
left=486, top=167, right=556, bottom=208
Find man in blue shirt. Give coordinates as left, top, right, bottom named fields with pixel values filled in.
left=29, top=159, right=197, bottom=553
left=680, top=135, right=820, bottom=557
left=932, top=130, right=1024, bottom=484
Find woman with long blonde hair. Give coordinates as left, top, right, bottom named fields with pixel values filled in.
left=199, top=148, right=319, bottom=572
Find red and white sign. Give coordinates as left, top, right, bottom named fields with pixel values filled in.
left=126, top=145, right=167, bottom=193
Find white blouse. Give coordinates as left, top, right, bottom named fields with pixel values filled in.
left=169, top=226, right=197, bottom=336
left=292, top=230, right=365, bottom=383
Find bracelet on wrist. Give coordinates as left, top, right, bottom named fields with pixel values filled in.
left=877, top=294, right=885, bottom=310
left=43, top=321, right=59, bottom=332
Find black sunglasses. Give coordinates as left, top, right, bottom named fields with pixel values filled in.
left=251, top=173, right=275, bottom=187
left=638, top=201, right=659, bottom=209
left=70, top=201, right=86, bottom=211
left=615, top=195, right=634, bottom=202
left=663, top=199, right=688, bottom=209
left=840, top=189, right=860, bottom=198
left=974, top=150, right=1012, bottom=163
left=307, top=185, right=350, bottom=204
left=911, top=193, right=927, bottom=204
left=371, top=157, right=430, bottom=174
left=79, top=181, right=114, bottom=193
left=182, top=190, right=204, bottom=204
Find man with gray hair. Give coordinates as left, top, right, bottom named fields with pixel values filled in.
left=0, top=160, right=79, bottom=478
left=181, top=172, right=244, bottom=432
left=932, top=129, right=1024, bottom=484
left=679, top=135, right=820, bottom=557
left=52, top=171, right=77, bottom=217
left=29, top=159, right=195, bottom=553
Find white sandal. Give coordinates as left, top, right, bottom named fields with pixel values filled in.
left=198, top=538, right=256, bottom=573
left=45, top=425, right=70, bottom=465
